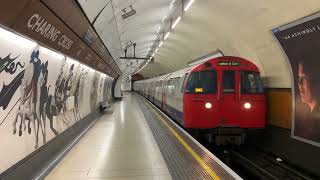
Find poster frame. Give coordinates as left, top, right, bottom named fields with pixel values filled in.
left=271, top=11, right=320, bottom=147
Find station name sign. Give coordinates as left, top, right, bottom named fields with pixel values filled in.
left=217, top=61, right=240, bottom=66
left=27, top=13, right=74, bottom=50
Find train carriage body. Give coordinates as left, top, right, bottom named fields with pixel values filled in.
left=134, top=56, right=265, bottom=144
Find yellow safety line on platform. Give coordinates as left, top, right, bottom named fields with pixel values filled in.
left=146, top=102, right=221, bottom=180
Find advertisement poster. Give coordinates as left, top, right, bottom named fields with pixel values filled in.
left=273, top=12, right=320, bottom=146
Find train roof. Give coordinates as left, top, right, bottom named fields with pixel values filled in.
left=134, top=56, right=260, bottom=83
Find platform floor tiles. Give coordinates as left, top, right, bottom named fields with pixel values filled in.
left=45, top=93, right=172, bottom=180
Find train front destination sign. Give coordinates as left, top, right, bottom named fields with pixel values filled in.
left=217, top=61, right=240, bottom=66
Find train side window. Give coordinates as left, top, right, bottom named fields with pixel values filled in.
left=222, top=70, right=235, bottom=93
left=181, top=73, right=189, bottom=92
left=167, top=79, right=174, bottom=94
left=174, top=77, right=180, bottom=94
left=172, top=79, right=176, bottom=94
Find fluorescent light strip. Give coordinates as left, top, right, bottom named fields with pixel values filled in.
left=157, top=26, right=161, bottom=33
left=164, top=32, right=170, bottom=40
left=0, top=27, right=37, bottom=48
left=169, top=0, right=175, bottom=9
left=184, top=0, right=195, bottom=11
left=40, top=46, right=64, bottom=59
left=172, top=16, right=181, bottom=29
left=162, top=16, right=167, bottom=23
left=155, top=48, right=158, bottom=53
left=66, top=57, right=78, bottom=64
left=152, top=52, right=155, bottom=57
left=159, top=41, right=163, bottom=48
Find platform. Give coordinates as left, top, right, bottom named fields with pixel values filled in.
left=45, top=93, right=241, bottom=180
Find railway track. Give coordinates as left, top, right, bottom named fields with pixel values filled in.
left=139, top=94, right=317, bottom=180
left=210, top=146, right=317, bottom=180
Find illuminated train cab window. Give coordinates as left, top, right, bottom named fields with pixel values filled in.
left=185, top=70, right=217, bottom=94
left=241, top=71, right=264, bottom=94
left=222, top=70, right=235, bottom=93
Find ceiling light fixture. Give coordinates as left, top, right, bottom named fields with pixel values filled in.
left=172, top=16, right=181, bottom=29
left=184, top=0, right=195, bottom=11
left=155, top=48, right=158, bottom=53
left=157, top=26, right=161, bottom=33
left=164, top=32, right=170, bottom=40
left=0, top=27, right=37, bottom=48
left=169, top=0, right=175, bottom=9
left=162, top=16, right=167, bottom=23
left=159, top=41, right=163, bottom=47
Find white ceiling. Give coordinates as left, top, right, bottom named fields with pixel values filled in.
left=140, top=0, right=320, bottom=88
left=79, top=0, right=320, bottom=88
left=78, top=0, right=171, bottom=72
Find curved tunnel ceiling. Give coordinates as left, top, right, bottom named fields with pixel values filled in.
left=79, top=0, right=320, bottom=88
left=78, top=0, right=171, bottom=73
left=140, top=0, right=320, bottom=88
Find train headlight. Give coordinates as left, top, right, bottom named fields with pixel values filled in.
left=205, top=102, right=212, bottom=109
left=244, top=102, right=251, bottom=109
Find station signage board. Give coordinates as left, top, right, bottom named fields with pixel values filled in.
left=12, top=2, right=81, bottom=60
left=0, top=0, right=30, bottom=28
left=273, top=12, right=320, bottom=147
left=0, top=0, right=117, bottom=77
left=41, top=0, right=120, bottom=75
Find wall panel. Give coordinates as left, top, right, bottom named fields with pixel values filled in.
left=266, top=88, right=292, bottom=129
left=0, top=27, right=113, bottom=174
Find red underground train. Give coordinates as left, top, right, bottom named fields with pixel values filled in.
left=133, top=56, right=266, bottom=145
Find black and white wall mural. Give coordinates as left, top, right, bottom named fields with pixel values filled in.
left=0, top=27, right=113, bottom=174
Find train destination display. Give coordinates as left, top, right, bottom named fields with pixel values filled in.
left=217, top=61, right=240, bottom=66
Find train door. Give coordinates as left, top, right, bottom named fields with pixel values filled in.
left=239, top=71, right=265, bottom=127
left=162, top=79, right=168, bottom=111
left=156, top=80, right=162, bottom=107
left=154, top=81, right=159, bottom=106
left=166, top=78, right=175, bottom=115
left=150, top=81, right=155, bottom=102
left=219, top=70, right=240, bottom=126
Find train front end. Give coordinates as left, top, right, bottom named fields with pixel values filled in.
left=183, top=56, right=266, bottom=144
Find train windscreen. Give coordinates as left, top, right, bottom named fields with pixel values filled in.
left=241, top=71, right=264, bottom=94
left=222, top=70, right=235, bottom=93
left=185, top=70, right=217, bottom=94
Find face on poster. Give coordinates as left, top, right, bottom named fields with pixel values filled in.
left=273, top=12, right=320, bottom=146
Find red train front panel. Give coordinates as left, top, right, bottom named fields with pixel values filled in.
left=183, top=56, right=265, bottom=129
left=183, top=71, right=220, bottom=128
